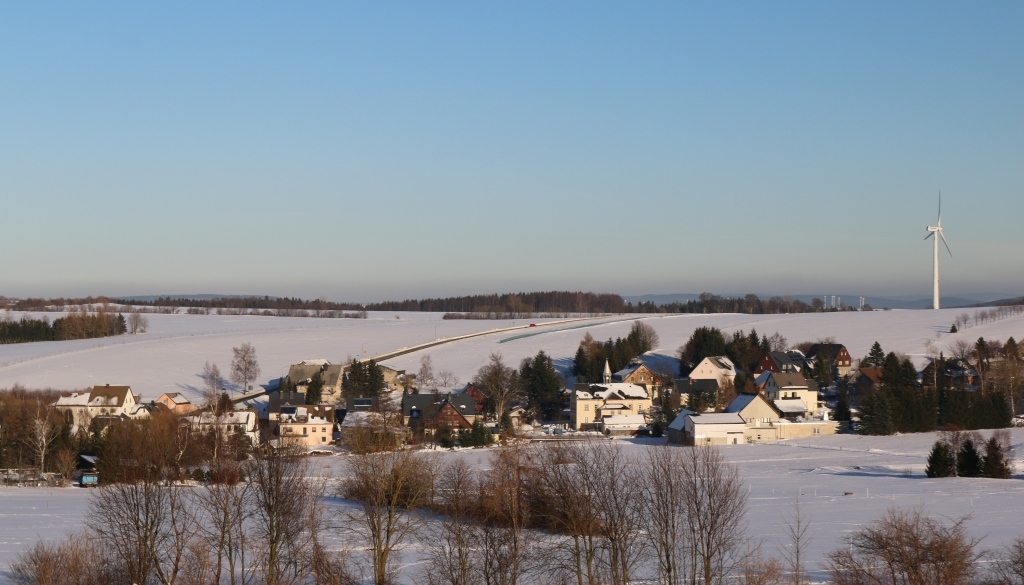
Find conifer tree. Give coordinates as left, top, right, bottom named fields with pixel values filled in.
left=982, top=437, right=1011, bottom=479
left=925, top=441, right=956, bottom=478
left=957, top=440, right=983, bottom=478
left=834, top=386, right=852, bottom=422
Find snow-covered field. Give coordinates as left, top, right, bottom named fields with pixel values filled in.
left=2, top=308, right=1023, bottom=582
left=2, top=308, right=1020, bottom=401
left=2, top=430, right=1024, bottom=583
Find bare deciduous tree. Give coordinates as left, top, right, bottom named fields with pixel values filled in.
left=344, top=448, right=435, bottom=585
left=680, top=445, right=747, bottom=585
left=475, top=352, right=520, bottom=423
left=128, top=310, right=149, bottom=334
left=437, top=369, right=459, bottom=391
left=29, top=406, right=60, bottom=472
left=418, top=355, right=436, bottom=392
left=201, top=361, right=225, bottom=407
left=424, top=458, right=478, bottom=585
left=644, top=445, right=691, bottom=585
left=230, top=342, right=261, bottom=394
left=993, top=536, right=1024, bottom=585
left=245, top=446, right=324, bottom=585
left=781, top=499, right=810, bottom=585
left=478, top=443, right=533, bottom=585
left=825, top=507, right=981, bottom=585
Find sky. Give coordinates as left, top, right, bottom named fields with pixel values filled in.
left=1, top=2, right=1022, bottom=303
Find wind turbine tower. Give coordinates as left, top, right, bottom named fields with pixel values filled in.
left=924, top=193, right=952, bottom=309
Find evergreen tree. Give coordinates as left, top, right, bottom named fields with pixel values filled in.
left=304, top=371, right=324, bottom=405
left=520, top=351, right=563, bottom=422
left=925, top=441, right=956, bottom=478
left=957, top=440, right=983, bottom=478
left=834, top=386, right=852, bottom=422
left=982, top=437, right=1011, bottom=479
left=679, top=326, right=728, bottom=376
left=866, top=342, right=886, bottom=367
left=860, top=392, right=894, bottom=435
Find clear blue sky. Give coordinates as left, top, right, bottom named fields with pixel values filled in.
left=2, top=2, right=1022, bottom=302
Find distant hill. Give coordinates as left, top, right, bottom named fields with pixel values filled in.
left=624, top=292, right=1014, bottom=310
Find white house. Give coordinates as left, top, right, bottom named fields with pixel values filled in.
left=569, top=383, right=651, bottom=431
left=53, top=384, right=139, bottom=427
left=667, top=410, right=746, bottom=445
left=186, top=409, right=260, bottom=447
left=688, top=356, right=739, bottom=388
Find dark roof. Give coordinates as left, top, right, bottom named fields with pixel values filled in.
left=269, top=391, right=307, bottom=413
left=287, top=363, right=344, bottom=387
left=402, top=393, right=476, bottom=418
left=770, top=372, right=818, bottom=392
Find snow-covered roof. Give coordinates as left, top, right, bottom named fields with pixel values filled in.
left=54, top=392, right=90, bottom=407
left=774, top=398, right=808, bottom=414
left=577, top=383, right=649, bottom=400
left=299, top=359, right=331, bottom=366
left=667, top=409, right=696, bottom=431
left=724, top=393, right=757, bottom=413
left=189, top=410, right=256, bottom=426
left=688, top=413, right=745, bottom=425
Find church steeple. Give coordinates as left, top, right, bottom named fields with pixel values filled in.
left=603, top=359, right=612, bottom=384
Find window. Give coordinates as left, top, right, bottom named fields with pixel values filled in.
left=321, top=436, right=327, bottom=443
left=303, top=427, right=308, bottom=435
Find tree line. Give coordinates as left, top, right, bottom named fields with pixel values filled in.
left=629, top=293, right=860, bottom=315
left=0, top=309, right=127, bottom=344
left=572, top=322, right=661, bottom=384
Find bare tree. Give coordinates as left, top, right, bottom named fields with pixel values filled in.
left=201, top=361, right=225, bottom=407
left=344, top=448, right=435, bottom=585
left=128, top=310, right=149, bottom=334
left=781, top=499, right=810, bottom=585
left=588, top=441, right=647, bottom=585
left=679, top=445, right=747, bottom=585
left=993, top=536, right=1024, bottom=585
left=767, top=332, right=789, bottom=352
left=475, top=352, right=521, bottom=423
left=825, top=507, right=981, bottom=585
left=437, top=369, right=460, bottom=391
left=230, top=342, right=261, bottom=394
left=418, top=355, right=436, bottom=392
left=631, top=321, right=660, bottom=352
left=197, top=464, right=251, bottom=585
left=644, top=445, right=691, bottom=585
left=478, top=443, right=532, bottom=585
left=245, top=446, right=323, bottom=585
left=29, top=406, right=60, bottom=472
left=424, top=458, right=478, bottom=585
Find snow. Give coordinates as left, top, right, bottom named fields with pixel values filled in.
left=3, top=430, right=1024, bottom=583
left=2, top=308, right=1024, bottom=581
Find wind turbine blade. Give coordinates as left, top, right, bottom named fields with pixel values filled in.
left=924, top=231, right=934, bottom=240
left=938, top=190, right=942, bottom=223
left=939, top=230, right=952, bottom=256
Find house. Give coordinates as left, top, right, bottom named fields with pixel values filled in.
left=688, top=356, right=739, bottom=388
left=278, top=404, right=337, bottom=447
left=402, top=393, right=479, bottom=436
left=753, top=352, right=802, bottom=375
left=613, top=361, right=664, bottom=398
left=286, top=360, right=345, bottom=402
left=600, top=414, right=648, bottom=437
left=53, top=384, right=139, bottom=427
left=155, top=392, right=194, bottom=415
left=268, top=390, right=307, bottom=423
left=850, top=366, right=883, bottom=397
left=186, top=409, right=260, bottom=447
left=667, top=410, right=747, bottom=446
left=379, top=365, right=408, bottom=392
left=804, top=344, right=854, bottom=378
left=458, top=383, right=488, bottom=416
left=569, top=383, right=651, bottom=431
left=760, top=372, right=820, bottom=419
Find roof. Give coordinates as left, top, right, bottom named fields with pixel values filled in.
left=613, top=362, right=651, bottom=381
left=858, top=366, right=883, bottom=384
left=402, top=393, right=476, bottom=417
left=189, top=410, right=257, bottom=426
left=774, top=398, right=809, bottom=414
left=723, top=393, right=757, bottom=413
left=575, top=383, right=649, bottom=401
left=700, top=356, right=737, bottom=373
left=160, top=392, right=191, bottom=405
left=771, top=372, right=816, bottom=391
left=87, top=385, right=134, bottom=407
left=769, top=351, right=798, bottom=370
left=688, top=412, right=746, bottom=425
left=287, top=362, right=344, bottom=387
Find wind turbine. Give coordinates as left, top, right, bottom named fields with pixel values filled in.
left=924, top=192, right=952, bottom=309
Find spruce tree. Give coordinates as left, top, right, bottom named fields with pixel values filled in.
left=957, top=440, right=983, bottom=478
left=982, top=437, right=1011, bottom=479
left=866, top=342, right=886, bottom=367
left=925, top=441, right=956, bottom=478
left=304, top=371, right=324, bottom=405
left=835, top=386, right=852, bottom=422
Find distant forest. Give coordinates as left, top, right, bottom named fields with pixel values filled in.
left=5, top=291, right=860, bottom=316
left=0, top=310, right=127, bottom=344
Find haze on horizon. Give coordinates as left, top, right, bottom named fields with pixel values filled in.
left=1, top=3, right=1022, bottom=303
